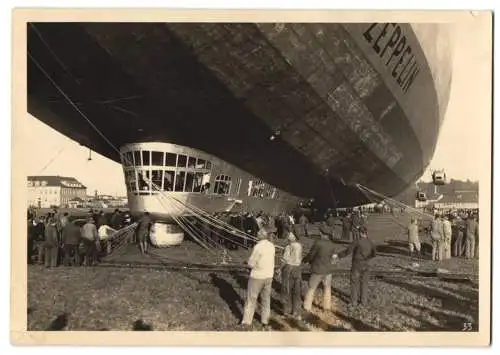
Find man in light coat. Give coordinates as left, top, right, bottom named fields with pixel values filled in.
left=241, top=228, right=276, bottom=327
left=430, top=214, right=443, bottom=261
left=442, top=215, right=453, bottom=259
left=407, top=218, right=421, bottom=259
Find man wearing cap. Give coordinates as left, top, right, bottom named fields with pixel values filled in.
left=302, top=224, right=337, bottom=312
left=336, top=226, right=377, bottom=308
left=241, top=228, right=276, bottom=327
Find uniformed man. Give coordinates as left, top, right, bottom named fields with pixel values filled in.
left=465, top=214, right=478, bottom=259
left=336, top=226, right=377, bottom=308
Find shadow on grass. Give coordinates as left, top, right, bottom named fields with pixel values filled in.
left=331, top=311, right=381, bottom=331
left=376, top=244, right=410, bottom=258
left=230, top=272, right=283, bottom=317
left=133, top=319, right=153, bottom=331
left=46, top=313, right=68, bottom=331
left=381, top=277, right=479, bottom=330
left=331, top=287, right=350, bottom=304
left=209, top=272, right=243, bottom=321
left=303, top=312, right=350, bottom=332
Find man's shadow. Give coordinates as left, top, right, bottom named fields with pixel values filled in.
left=46, top=313, right=68, bottom=331
left=133, top=319, right=153, bottom=331
left=230, top=271, right=284, bottom=316
left=209, top=273, right=243, bottom=320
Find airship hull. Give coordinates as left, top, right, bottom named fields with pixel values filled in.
left=27, top=22, right=452, bottom=209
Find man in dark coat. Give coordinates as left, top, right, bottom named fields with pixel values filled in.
left=336, top=226, right=377, bottom=307
left=62, top=221, right=82, bottom=266
left=81, top=217, right=99, bottom=266
left=342, top=213, right=353, bottom=241
left=27, top=217, right=36, bottom=264
left=110, top=209, right=124, bottom=230
left=136, top=212, right=152, bottom=255
left=96, top=211, right=108, bottom=230
left=44, top=217, right=59, bottom=268
left=302, top=225, right=337, bottom=312
left=351, top=211, right=361, bottom=241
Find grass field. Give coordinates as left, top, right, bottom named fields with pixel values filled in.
left=27, top=263, right=478, bottom=332
left=27, top=247, right=479, bottom=331
left=27, top=213, right=480, bottom=332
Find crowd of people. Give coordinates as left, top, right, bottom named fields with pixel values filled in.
left=426, top=211, right=479, bottom=261
left=27, top=208, right=132, bottom=267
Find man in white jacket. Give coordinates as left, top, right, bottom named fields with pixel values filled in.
left=241, top=228, right=276, bottom=327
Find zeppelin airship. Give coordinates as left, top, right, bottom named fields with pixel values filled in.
left=27, top=22, right=453, bottom=243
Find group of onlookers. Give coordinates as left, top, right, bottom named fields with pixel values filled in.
left=428, top=212, right=479, bottom=261
left=240, top=219, right=377, bottom=328
left=184, top=211, right=300, bottom=251
left=405, top=212, right=479, bottom=261
left=27, top=208, right=131, bottom=267
left=340, top=211, right=368, bottom=242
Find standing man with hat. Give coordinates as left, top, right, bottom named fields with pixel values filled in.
left=302, top=224, right=337, bottom=312
left=241, top=228, right=276, bottom=328
left=336, top=226, right=377, bottom=308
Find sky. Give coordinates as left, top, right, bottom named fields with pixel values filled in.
left=18, top=18, right=489, bottom=196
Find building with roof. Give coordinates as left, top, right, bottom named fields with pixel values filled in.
left=434, top=191, right=479, bottom=210
left=27, top=176, right=87, bottom=208
left=411, top=180, right=479, bottom=211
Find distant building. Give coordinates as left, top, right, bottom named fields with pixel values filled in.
left=434, top=191, right=479, bottom=210
left=27, top=176, right=87, bottom=208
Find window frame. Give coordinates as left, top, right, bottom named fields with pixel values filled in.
left=142, top=150, right=151, bottom=166
left=151, top=151, right=165, bottom=166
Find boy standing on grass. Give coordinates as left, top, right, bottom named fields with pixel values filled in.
left=280, top=231, right=303, bottom=319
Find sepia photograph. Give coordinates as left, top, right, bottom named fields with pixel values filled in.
left=10, top=9, right=492, bottom=346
